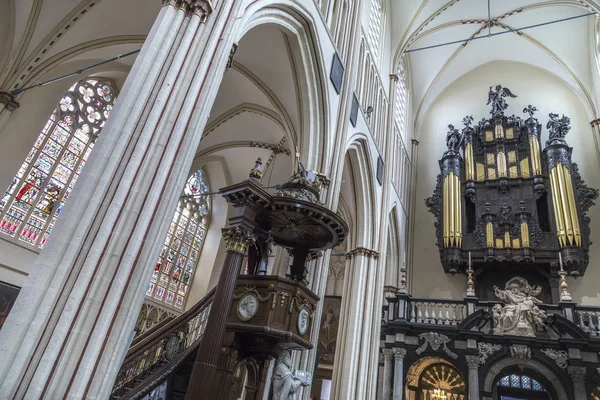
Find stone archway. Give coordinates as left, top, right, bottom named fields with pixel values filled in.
left=405, top=356, right=466, bottom=400
left=482, top=357, right=569, bottom=400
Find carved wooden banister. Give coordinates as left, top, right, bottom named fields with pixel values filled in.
left=110, top=288, right=216, bottom=400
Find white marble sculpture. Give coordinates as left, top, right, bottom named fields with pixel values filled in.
left=272, top=350, right=312, bottom=400
left=493, top=277, right=547, bottom=337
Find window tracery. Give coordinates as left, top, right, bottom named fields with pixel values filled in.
left=368, top=0, right=384, bottom=60
left=497, top=373, right=547, bottom=393
left=146, top=169, right=210, bottom=309
left=0, top=78, right=116, bottom=248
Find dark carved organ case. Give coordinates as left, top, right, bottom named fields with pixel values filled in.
left=425, top=86, right=599, bottom=300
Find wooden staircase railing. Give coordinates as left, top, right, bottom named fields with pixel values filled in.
left=110, top=288, right=216, bottom=400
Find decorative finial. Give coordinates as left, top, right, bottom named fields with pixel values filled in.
left=546, top=113, right=571, bottom=144
left=249, top=157, right=263, bottom=180
left=486, top=85, right=517, bottom=116
left=558, top=253, right=572, bottom=301
left=466, top=252, right=475, bottom=297
left=523, top=105, right=537, bottom=118
left=462, top=115, right=474, bottom=128
left=445, top=124, right=463, bottom=154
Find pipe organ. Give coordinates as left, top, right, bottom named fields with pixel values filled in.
left=425, top=87, right=598, bottom=289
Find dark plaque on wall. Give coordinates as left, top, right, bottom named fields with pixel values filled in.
left=0, top=281, right=20, bottom=330
left=330, top=53, right=344, bottom=94
left=350, top=93, right=359, bottom=127
left=377, top=155, right=384, bottom=186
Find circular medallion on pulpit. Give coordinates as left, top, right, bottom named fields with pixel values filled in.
left=237, top=293, right=259, bottom=321
left=297, top=307, right=310, bottom=335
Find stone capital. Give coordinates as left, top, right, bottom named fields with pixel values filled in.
left=0, top=91, right=19, bottom=112
left=466, top=355, right=480, bottom=370
left=222, top=227, right=255, bottom=254
left=393, top=348, right=407, bottom=361
left=567, top=366, right=586, bottom=381
left=345, top=246, right=379, bottom=260
left=162, top=0, right=212, bottom=19
left=382, top=348, right=394, bottom=362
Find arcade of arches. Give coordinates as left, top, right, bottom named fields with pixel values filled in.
left=0, top=1, right=600, bottom=400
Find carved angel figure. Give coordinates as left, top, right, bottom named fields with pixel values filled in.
left=445, top=124, right=463, bottom=153
left=487, top=85, right=517, bottom=116
left=492, top=277, right=547, bottom=337
left=546, top=113, right=571, bottom=143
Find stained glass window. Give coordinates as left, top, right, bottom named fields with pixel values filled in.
left=146, top=170, right=209, bottom=310
left=0, top=78, right=116, bottom=248
left=497, top=373, right=547, bottom=392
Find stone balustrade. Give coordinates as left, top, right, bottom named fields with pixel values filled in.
left=574, top=308, right=600, bottom=336
left=407, top=299, right=466, bottom=325
left=385, top=292, right=600, bottom=339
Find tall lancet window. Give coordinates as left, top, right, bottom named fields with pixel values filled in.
left=368, top=0, right=384, bottom=60
left=0, top=78, right=116, bottom=248
left=394, top=62, right=408, bottom=142
left=147, top=169, right=210, bottom=309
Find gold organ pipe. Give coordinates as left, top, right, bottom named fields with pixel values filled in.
left=443, top=172, right=462, bottom=248
left=549, top=168, right=566, bottom=247
left=486, top=221, right=494, bottom=247
left=443, top=176, right=449, bottom=248
left=521, top=221, right=530, bottom=247
left=449, top=173, right=454, bottom=245
left=465, top=143, right=474, bottom=181
left=495, top=124, right=504, bottom=139
left=456, top=174, right=462, bottom=247
left=562, top=164, right=581, bottom=246
left=497, top=151, right=507, bottom=177
left=530, top=137, right=542, bottom=175
left=556, top=165, right=574, bottom=245
left=504, top=231, right=511, bottom=248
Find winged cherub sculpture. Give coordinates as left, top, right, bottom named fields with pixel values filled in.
left=487, top=85, right=517, bottom=116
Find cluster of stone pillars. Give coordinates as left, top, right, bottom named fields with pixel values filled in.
left=0, top=1, right=247, bottom=398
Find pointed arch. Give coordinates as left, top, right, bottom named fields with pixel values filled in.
left=239, top=0, right=330, bottom=172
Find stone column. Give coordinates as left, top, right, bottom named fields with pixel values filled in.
left=406, top=139, right=419, bottom=291
left=466, top=355, right=480, bottom=400
left=0, top=1, right=243, bottom=399
left=568, top=366, right=587, bottom=400
left=392, top=348, right=406, bottom=400
left=330, top=248, right=376, bottom=400
left=186, top=227, right=254, bottom=400
left=382, top=349, right=393, bottom=400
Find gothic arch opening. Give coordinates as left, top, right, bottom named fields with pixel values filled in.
left=405, top=356, right=466, bottom=400
left=483, top=358, right=568, bottom=400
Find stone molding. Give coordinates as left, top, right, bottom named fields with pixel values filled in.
left=345, top=247, right=379, bottom=260
left=415, top=332, right=457, bottom=359
left=222, top=227, right=255, bottom=254
left=466, top=355, right=480, bottom=370
left=541, top=348, right=569, bottom=370
left=0, top=92, right=19, bottom=112
left=162, top=0, right=212, bottom=19
left=392, top=348, right=407, bottom=361
left=567, top=366, right=586, bottom=381
left=478, top=342, right=502, bottom=365
left=382, top=348, right=393, bottom=361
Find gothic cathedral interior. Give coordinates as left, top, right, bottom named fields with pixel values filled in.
left=0, top=1, right=600, bottom=400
